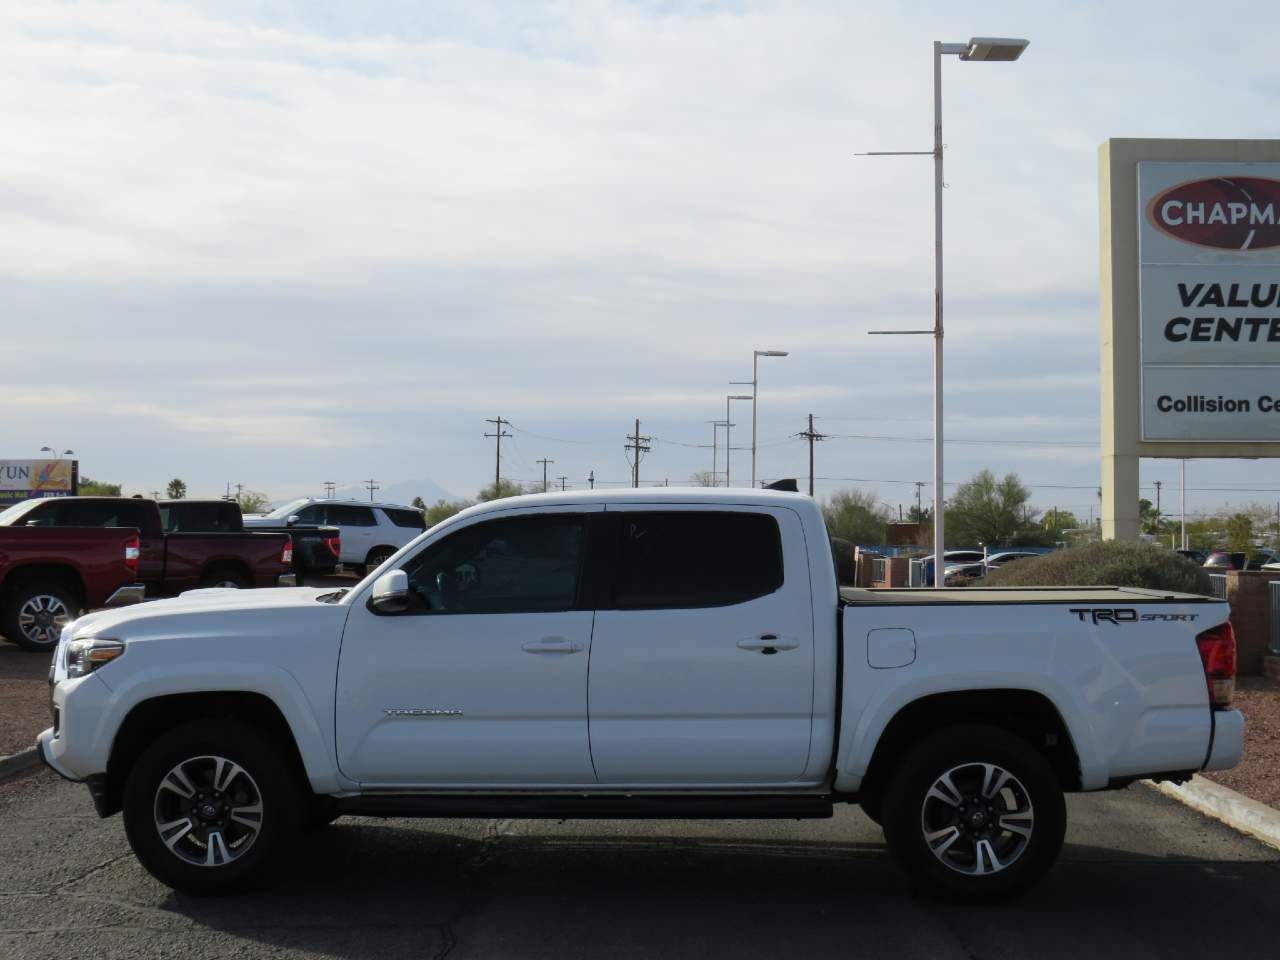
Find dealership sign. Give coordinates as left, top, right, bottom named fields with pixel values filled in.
left=1138, top=162, right=1280, bottom=441
left=0, top=459, right=78, bottom=504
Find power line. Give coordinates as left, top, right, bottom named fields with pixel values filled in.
left=536, top=458, right=554, bottom=493
left=625, top=419, right=652, bottom=489
left=484, top=416, right=511, bottom=492
left=796, top=414, right=827, bottom=496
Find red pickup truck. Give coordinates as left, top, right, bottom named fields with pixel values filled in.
left=0, top=526, right=144, bottom=652
left=0, top=497, right=294, bottom=599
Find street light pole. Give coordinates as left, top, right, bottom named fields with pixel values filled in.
left=726, top=395, right=752, bottom=487
left=863, top=36, right=1028, bottom=587
left=748, top=350, right=788, bottom=487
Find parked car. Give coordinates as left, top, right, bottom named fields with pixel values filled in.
left=984, top=551, right=1040, bottom=569
left=0, top=497, right=294, bottom=596
left=40, top=488, right=1242, bottom=902
left=1202, top=551, right=1275, bottom=571
left=0, top=526, right=144, bottom=651
left=1176, top=549, right=1208, bottom=566
left=244, top=498, right=425, bottom=573
left=943, top=561, right=987, bottom=585
left=159, top=500, right=341, bottom=582
left=921, top=549, right=987, bottom=586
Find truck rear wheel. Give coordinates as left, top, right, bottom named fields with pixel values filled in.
left=200, top=566, right=250, bottom=589
left=2, top=580, right=80, bottom=652
left=122, top=719, right=304, bottom=894
left=881, top=724, right=1065, bottom=903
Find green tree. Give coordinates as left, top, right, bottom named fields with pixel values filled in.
left=234, top=489, right=269, bottom=514
left=822, top=489, right=891, bottom=545
left=1042, top=508, right=1080, bottom=536
left=424, top=499, right=472, bottom=527
left=477, top=479, right=529, bottom=501
left=411, top=496, right=426, bottom=510
left=1225, top=512, right=1255, bottom=555
left=166, top=478, right=187, bottom=499
left=946, top=470, right=1045, bottom=547
left=79, top=476, right=122, bottom=496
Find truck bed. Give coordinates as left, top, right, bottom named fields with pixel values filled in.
left=839, top=585, right=1217, bottom=604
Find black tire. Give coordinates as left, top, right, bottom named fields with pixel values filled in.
left=2, top=580, right=80, bottom=652
left=365, top=546, right=396, bottom=571
left=881, top=724, right=1065, bottom=903
left=303, top=796, right=340, bottom=832
left=858, top=792, right=883, bottom=827
left=200, top=566, right=250, bottom=589
left=122, top=719, right=304, bottom=895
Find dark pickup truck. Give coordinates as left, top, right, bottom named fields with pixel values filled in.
left=0, top=526, right=144, bottom=651
left=0, top=497, right=294, bottom=597
left=158, top=500, right=341, bottom=581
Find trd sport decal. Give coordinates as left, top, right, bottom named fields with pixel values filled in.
left=1067, top=609, right=1198, bottom=625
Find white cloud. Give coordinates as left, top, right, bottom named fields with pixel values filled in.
left=3, top=1, right=1280, bottom=509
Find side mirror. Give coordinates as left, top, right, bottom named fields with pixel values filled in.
left=286, top=515, right=300, bottom=527
left=370, top=570, right=409, bottom=614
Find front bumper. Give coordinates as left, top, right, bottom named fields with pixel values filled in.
left=1203, top=709, right=1246, bottom=771
left=36, top=727, right=79, bottom=782
left=104, top=584, right=146, bottom=608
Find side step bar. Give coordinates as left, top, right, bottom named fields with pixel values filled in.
left=337, top=793, right=835, bottom=820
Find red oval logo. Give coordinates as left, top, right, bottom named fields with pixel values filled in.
left=1147, top=176, right=1280, bottom=251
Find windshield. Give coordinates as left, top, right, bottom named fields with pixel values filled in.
left=259, top=498, right=312, bottom=520
left=0, top=499, right=47, bottom=527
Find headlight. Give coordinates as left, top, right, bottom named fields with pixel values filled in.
left=65, top=638, right=125, bottom=678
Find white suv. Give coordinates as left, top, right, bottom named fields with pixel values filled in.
left=245, top=499, right=425, bottom=572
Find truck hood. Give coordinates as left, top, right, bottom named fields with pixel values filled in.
left=63, top=586, right=344, bottom=638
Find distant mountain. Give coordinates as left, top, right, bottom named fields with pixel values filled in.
left=270, top=478, right=460, bottom=510
left=335, top=479, right=460, bottom=507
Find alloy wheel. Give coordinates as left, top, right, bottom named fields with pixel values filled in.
left=920, top=762, right=1035, bottom=876
left=17, top=595, right=72, bottom=646
left=153, top=755, right=264, bottom=867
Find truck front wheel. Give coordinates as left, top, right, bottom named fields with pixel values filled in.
left=122, top=720, right=304, bottom=894
left=881, top=724, right=1065, bottom=902
left=2, top=580, right=80, bottom=652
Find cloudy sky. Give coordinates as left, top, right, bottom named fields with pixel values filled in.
left=4, top=0, right=1280, bottom=523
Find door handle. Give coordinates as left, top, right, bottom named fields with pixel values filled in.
left=521, top=636, right=583, bottom=654
left=737, top=634, right=798, bottom=654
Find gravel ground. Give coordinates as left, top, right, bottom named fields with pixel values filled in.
left=0, top=644, right=50, bottom=758
left=1202, top=675, right=1280, bottom=808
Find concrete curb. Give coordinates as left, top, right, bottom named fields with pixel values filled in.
left=0, top=747, right=39, bottom=783
left=1147, top=776, right=1280, bottom=851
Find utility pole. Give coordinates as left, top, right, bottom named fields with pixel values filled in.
left=1181, top=459, right=1187, bottom=550
left=796, top=414, right=826, bottom=496
left=726, top=395, right=752, bottom=487
left=914, top=481, right=925, bottom=520
left=484, top=416, right=511, bottom=494
left=323, top=481, right=336, bottom=499
left=225, top=481, right=232, bottom=500
left=625, top=419, right=651, bottom=488
left=706, top=421, right=723, bottom=485
left=1153, top=480, right=1162, bottom=541
left=364, top=479, right=379, bottom=502
left=235, top=483, right=243, bottom=500
left=556, top=475, right=568, bottom=492
left=536, top=458, right=554, bottom=493
left=588, top=470, right=595, bottom=490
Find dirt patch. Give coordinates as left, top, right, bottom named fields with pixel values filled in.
left=1203, top=676, right=1280, bottom=810
left=0, top=643, right=50, bottom=758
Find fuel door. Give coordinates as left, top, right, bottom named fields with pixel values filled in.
left=867, top=628, right=917, bottom=669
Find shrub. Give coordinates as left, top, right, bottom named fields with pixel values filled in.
left=982, top=540, right=1213, bottom=595
left=829, top=537, right=856, bottom=585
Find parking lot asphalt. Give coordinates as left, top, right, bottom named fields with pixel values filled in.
left=1, top=769, right=1277, bottom=960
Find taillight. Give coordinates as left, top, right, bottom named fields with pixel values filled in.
left=324, top=536, right=341, bottom=558
left=281, top=539, right=294, bottom=566
left=124, top=536, right=140, bottom=574
left=1196, top=621, right=1237, bottom=709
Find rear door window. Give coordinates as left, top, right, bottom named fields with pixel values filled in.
left=611, top=512, right=784, bottom=609
left=384, top=508, right=427, bottom=530
left=328, top=505, right=377, bottom=527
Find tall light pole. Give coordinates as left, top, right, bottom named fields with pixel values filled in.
left=706, top=420, right=722, bottom=485
left=40, top=446, right=74, bottom=460
left=1181, top=459, right=1188, bottom=550
left=863, top=36, right=1029, bottom=586
left=725, top=395, right=752, bottom=487
left=736, top=350, right=789, bottom=488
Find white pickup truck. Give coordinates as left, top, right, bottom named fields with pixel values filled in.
left=38, top=489, right=1243, bottom=901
